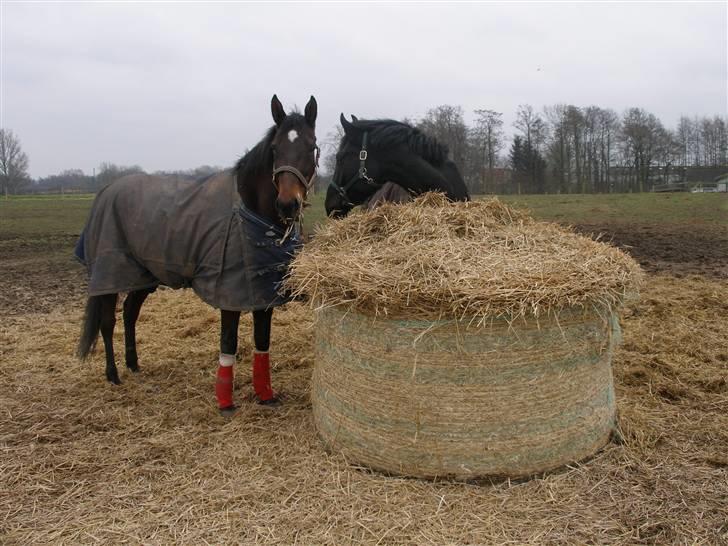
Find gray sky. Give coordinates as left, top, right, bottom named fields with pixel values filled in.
left=2, top=1, right=726, bottom=178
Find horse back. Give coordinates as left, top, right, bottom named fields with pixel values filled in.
left=79, top=171, right=236, bottom=295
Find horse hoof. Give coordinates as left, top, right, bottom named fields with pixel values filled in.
left=219, top=405, right=239, bottom=418
left=128, top=365, right=140, bottom=373
left=108, top=376, right=122, bottom=385
left=257, top=396, right=281, bottom=408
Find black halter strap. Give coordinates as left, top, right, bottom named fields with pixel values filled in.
left=332, top=132, right=383, bottom=206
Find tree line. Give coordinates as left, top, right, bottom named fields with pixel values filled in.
left=29, top=163, right=223, bottom=194
left=0, top=128, right=226, bottom=195
left=2, top=105, right=726, bottom=196
left=411, top=105, right=727, bottom=194
left=1, top=158, right=223, bottom=195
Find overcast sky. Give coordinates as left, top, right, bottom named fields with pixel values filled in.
left=2, top=1, right=726, bottom=178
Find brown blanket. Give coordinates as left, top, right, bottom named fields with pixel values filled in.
left=75, top=172, right=301, bottom=312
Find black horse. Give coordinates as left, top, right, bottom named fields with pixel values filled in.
left=76, top=95, right=318, bottom=415
left=325, top=114, right=470, bottom=218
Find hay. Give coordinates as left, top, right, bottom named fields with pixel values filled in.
left=285, top=193, right=643, bottom=323
left=1, top=276, right=727, bottom=543
left=313, top=306, right=620, bottom=479
left=287, top=194, right=643, bottom=479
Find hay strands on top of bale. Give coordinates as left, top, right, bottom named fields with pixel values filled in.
left=285, top=192, right=643, bottom=325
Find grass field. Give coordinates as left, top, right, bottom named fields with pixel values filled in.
left=302, top=191, right=728, bottom=230
left=497, top=192, right=728, bottom=225
left=0, top=195, right=95, bottom=238
left=2, top=191, right=726, bottom=242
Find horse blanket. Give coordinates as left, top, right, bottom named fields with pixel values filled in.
left=75, top=172, right=301, bottom=312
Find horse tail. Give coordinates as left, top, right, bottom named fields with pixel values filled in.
left=78, top=296, right=103, bottom=360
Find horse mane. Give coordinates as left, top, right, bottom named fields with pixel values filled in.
left=346, top=119, right=449, bottom=166
left=233, top=112, right=307, bottom=183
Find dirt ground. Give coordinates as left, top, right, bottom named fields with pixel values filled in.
left=574, top=223, right=728, bottom=279
left=1, top=222, right=725, bottom=319
left=1, top=221, right=726, bottom=544
left=0, top=235, right=87, bottom=319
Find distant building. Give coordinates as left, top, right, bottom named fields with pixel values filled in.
left=714, top=174, right=728, bottom=192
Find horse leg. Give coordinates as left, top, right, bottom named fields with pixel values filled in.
left=217, top=310, right=241, bottom=415
left=252, top=308, right=278, bottom=405
left=123, top=288, right=152, bottom=373
left=99, top=294, right=120, bottom=385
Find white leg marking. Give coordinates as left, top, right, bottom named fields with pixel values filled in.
left=219, top=353, right=235, bottom=367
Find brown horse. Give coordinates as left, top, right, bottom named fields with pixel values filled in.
left=76, top=95, right=318, bottom=415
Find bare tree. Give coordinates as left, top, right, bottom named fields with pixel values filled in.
left=691, top=115, right=702, bottom=167
left=472, top=109, right=504, bottom=193
left=542, top=105, right=620, bottom=193
left=96, top=162, right=144, bottom=190
left=0, top=129, right=30, bottom=196
left=417, top=105, right=468, bottom=169
left=718, top=116, right=728, bottom=166
left=619, top=108, right=667, bottom=192
left=35, top=169, right=94, bottom=193
left=513, top=105, right=548, bottom=192
left=596, top=108, right=619, bottom=192
left=514, top=105, right=535, bottom=146
left=675, top=116, right=693, bottom=169
left=700, top=116, right=728, bottom=167
left=543, top=104, right=571, bottom=193
left=321, top=125, right=344, bottom=177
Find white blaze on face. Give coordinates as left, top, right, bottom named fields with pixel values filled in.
left=288, top=129, right=298, bottom=143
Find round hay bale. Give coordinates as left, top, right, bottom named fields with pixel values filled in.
left=313, top=307, right=620, bottom=479
left=287, top=194, right=642, bottom=479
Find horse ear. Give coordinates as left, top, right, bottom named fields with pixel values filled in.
left=271, top=95, right=286, bottom=126
left=340, top=113, right=356, bottom=135
left=351, top=114, right=359, bottom=123
left=304, top=96, right=317, bottom=127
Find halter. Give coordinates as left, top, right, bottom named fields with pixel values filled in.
left=331, top=132, right=383, bottom=206
left=270, top=145, right=320, bottom=243
left=271, top=145, right=320, bottom=195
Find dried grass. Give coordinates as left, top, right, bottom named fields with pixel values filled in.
left=1, top=273, right=727, bottom=544
left=286, top=194, right=644, bottom=323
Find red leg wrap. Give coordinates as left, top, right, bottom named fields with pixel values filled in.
left=253, top=351, right=274, bottom=401
left=216, top=365, right=234, bottom=410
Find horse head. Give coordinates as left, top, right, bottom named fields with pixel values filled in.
left=325, top=115, right=469, bottom=218
left=268, top=95, right=318, bottom=223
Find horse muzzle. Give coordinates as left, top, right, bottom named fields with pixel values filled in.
left=275, top=197, right=302, bottom=224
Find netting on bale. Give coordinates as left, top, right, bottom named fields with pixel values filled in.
left=285, top=194, right=643, bottom=479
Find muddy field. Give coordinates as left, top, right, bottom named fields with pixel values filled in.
left=1, top=209, right=727, bottom=544
left=574, top=223, right=728, bottom=279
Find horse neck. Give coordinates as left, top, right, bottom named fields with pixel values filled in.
left=385, top=156, right=457, bottom=199
left=237, top=170, right=282, bottom=227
